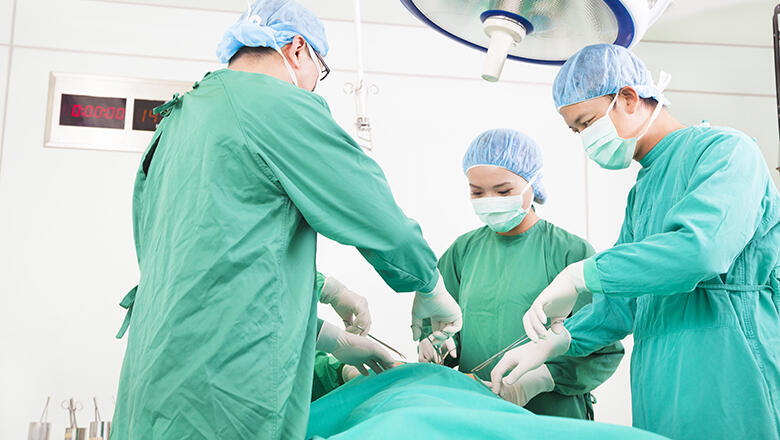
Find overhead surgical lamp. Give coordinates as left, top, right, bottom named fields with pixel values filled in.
left=400, top=0, right=672, bottom=81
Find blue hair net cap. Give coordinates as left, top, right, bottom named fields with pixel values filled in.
left=216, top=0, right=329, bottom=64
left=463, top=129, right=547, bottom=204
left=553, top=44, right=663, bottom=110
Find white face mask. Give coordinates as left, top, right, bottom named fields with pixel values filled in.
left=470, top=171, right=540, bottom=233
left=579, top=72, right=671, bottom=170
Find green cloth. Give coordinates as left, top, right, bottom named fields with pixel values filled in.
left=112, top=69, right=438, bottom=440
left=312, top=351, right=346, bottom=401
left=435, top=220, right=624, bottom=419
left=567, top=126, right=780, bottom=439
left=306, top=363, right=668, bottom=439
left=316, top=272, right=327, bottom=334
left=316, top=271, right=327, bottom=301
left=313, top=275, right=345, bottom=402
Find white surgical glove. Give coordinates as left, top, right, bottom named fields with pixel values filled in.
left=317, top=321, right=395, bottom=376
left=417, top=335, right=457, bottom=364
left=319, top=276, right=371, bottom=336
left=341, top=364, right=361, bottom=383
left=411, top=274, right=462, bottom=343
left=523, top=261, right=586, bottom=342
left=490, top=321, right=570, bottom=394
left=495, top=365, right=555, bottom=407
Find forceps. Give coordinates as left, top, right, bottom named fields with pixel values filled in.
left=348, top=322, right=407, bottom=361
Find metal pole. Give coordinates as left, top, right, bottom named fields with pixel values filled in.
left=773, top=4, right=780, bottom=173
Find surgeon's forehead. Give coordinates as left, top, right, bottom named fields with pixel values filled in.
left=560, top=96, right=607, bottom=124
left=467, top=166, right=525, bottom=186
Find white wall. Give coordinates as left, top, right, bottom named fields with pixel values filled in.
left=1, top=1, right=778, bottom=438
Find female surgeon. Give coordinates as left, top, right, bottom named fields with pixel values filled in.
left=418, top=128, right=624, bottom=419
left=490, top=44, right=780, bottom=440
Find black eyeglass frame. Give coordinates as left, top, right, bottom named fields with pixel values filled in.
left=314, top=51, right=331, bottom=81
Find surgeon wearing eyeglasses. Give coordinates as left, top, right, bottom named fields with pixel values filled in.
left=110, top=1, right=462, bottom=439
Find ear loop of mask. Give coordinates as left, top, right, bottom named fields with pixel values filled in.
left=275, top=47, right=299, bottom=87
left=612, top=71, right=672, bottom=141
left=274, top=43, right=319, bottom=90
left=519, top=170, right=541, bottom=209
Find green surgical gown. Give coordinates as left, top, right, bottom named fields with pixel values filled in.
left=312, top=351, right=345, bottom=401
left=111, top=69, right=438, bottom=440
left=566, top=126, right=780, bottom=439
left=436, top=220, right=625, bottom=419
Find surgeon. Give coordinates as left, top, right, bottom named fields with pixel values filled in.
left=110, top=1, right=461, bottom=439
left=418, top=129, right=624, bottom=419
left=490, top=44, right=780, bottom=439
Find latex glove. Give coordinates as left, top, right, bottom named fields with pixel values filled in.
left=411, top=274, right=462, bottom=343
left=523, top=261, right=586, bottom=342
left=341, top=364, right=361, bottom=383
left=319, top=276, right=371, bottom=336
left=417, top=335, right=457, bottom=364
left=495, top=365, right=555, bottom=407
left=317, top=321, right=395, bottom=376
left=490, top=321, right=570, bottom=394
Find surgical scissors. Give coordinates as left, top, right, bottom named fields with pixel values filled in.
left=61, top=398, right=83, bottom=428
left=470, top=319, right=565, bottom=374
left=469, top=334, right=533, bottom=374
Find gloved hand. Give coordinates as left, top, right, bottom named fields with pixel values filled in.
left=417, top=335, right=457, bottom=364
left=341, top=364, right=361, bottom=383
left=490, top=321, right=570, bottom=394
left=523, top=261, right=586, bottom=342
left=411, top=274, right=462, bottom=343
left=494, top=364, right=555, bottom=407
left=319, top=276, right=371, bottom=336
left=317, top=321, right=395, bottom=376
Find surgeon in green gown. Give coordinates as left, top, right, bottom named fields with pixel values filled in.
left=419, top=129, right=624, bottom=419
left=490, top=44, right=780, bottom=440
left=111, top=2, right=462, bottom=439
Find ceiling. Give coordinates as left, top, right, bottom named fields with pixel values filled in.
left=97, top=0, right=779, bottom=47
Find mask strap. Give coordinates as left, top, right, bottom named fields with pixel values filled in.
left=520, top=170, right=541, bottom=197
left=275, top=48, right=299, bottom=87
left=637, top=71, right=672, bottom=140
left=606, top=94, right=619, bottom=114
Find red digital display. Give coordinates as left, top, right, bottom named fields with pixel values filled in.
left=59, top=94, right=127, bottom=129
left=132, top=99, right=165, bottom=131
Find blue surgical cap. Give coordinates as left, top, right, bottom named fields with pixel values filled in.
left=463, top=129, right=547, bottom=204
left=216, top=0, right=329, bottom=64
left=553, top=44, right=664, bottom=110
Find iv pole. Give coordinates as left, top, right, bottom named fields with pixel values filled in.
left=344, top=0, right=378, bottom=151
left=773, top=3, right=780, bottom=174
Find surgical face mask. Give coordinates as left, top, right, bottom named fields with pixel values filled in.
left=579, top=94, right=664, bottom=170
left=471, top=171, right=540, bottom=233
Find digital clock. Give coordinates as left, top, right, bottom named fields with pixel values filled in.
left=59, top=94, right=127, bottom=129
left=132, top=99, right=165, bottom=132
left=46, top=73, right=191, bottom=152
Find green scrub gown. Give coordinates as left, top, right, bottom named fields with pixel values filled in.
left=436, top=220, right=625, bottom=419
left=112, top=69, right=438, bottom=440
left=312, top=274, right=346, bottom=402
left=312, top=351, right=346, bottom=401
left=566, top=126, right=780, bottom=439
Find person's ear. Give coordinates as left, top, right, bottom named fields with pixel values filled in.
left=618, top=87, right=641, bottom=115
left=283, top=35, right=308, bottom=69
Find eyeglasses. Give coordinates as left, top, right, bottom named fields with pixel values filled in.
left=314, top=50, right=330, bottom=82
